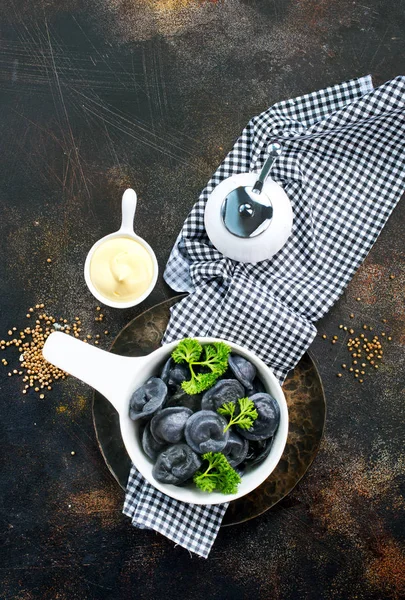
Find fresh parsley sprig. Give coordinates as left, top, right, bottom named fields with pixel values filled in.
left=171, top=338, right=202, bottom=365
left=217, top=397, right=258, bottom=433
left=193, top=452, right=241, bottom=494
left=171, top=338, right=231, bottom=394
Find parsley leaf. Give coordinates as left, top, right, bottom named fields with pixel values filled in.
left=217, top=397, right=258, bottom=433
left=193, top=452, right=241, bottom=494
left=172, top=338, right=202, bottom=365
left=171, top=339, right=231, bottom=394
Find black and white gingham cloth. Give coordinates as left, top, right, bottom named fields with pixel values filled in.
left=124, top=75, right=405, bottom=558
left=124, top=463, right=226, bottom=557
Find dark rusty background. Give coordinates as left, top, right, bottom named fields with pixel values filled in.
left=0, top=1, right=404, bottom=599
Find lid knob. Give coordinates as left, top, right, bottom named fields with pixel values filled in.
left=221, top=190, right=273, bottom=238
left=239, top=203, right=255, bottom=217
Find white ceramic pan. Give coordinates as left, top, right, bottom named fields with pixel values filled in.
left=43, top=332, right=288, bottom=505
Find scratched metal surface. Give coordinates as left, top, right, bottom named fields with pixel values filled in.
left=0, top=1, right=404, bottom=599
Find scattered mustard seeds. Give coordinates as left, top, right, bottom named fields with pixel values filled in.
left=2, top=304, right=110, bottom=397
left=321, top=311, right=392, bottom=383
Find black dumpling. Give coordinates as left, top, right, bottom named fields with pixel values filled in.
left=228, top=354, right=257, bottom=394
left=250, top=376, right=266, bottom=395
left=160, top=357, right=189, bottom=391
left=201, top=379, right=245, bottom=411
left=184, top=410, right=229, bottom=454
left=222, top=431, right=249, bottom=467
left=160, top=357, right=172, bottom=385
left=152, top=444, right=202, bottom=485
left=142, top=421, right=167, bottom=461
left=129, top=377, right=168, bottom=421
left=244, top=438, right=274, bottom=467
left=166, top=386, right=202, bottom=412
left=150, top=407, right=193, bottom=444
left=238, top=393, right=280, bottom=441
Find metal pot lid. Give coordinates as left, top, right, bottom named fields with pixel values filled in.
left=221, top=189, right=273, bottom=238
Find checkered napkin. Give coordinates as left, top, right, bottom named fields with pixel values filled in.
left=124, top=75, right=405, bottom=557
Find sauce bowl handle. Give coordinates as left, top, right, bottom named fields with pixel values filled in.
left=119, top=188, right=137, bottom=234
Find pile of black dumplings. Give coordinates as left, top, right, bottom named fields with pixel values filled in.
left=129, top=350, right=280, bottom=489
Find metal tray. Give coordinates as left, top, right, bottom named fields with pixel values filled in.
left=93, top=296, right=326, bottom=526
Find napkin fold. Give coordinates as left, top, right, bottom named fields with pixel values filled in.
left=123, top=465, right=227, bottom=558
left=124, top=75, right=405, bottom=557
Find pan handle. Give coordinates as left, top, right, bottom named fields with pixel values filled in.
left=43, top=331, right=146, bottom=414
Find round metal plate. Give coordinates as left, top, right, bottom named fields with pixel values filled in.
left=93, top=296, right=326, bottom=526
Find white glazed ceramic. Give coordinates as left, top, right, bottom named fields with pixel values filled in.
left=43, top=332, right=289, bottom=505
left=205, top=173, right=293, bottom=263
left=84, top=188, right=158, bottom=308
